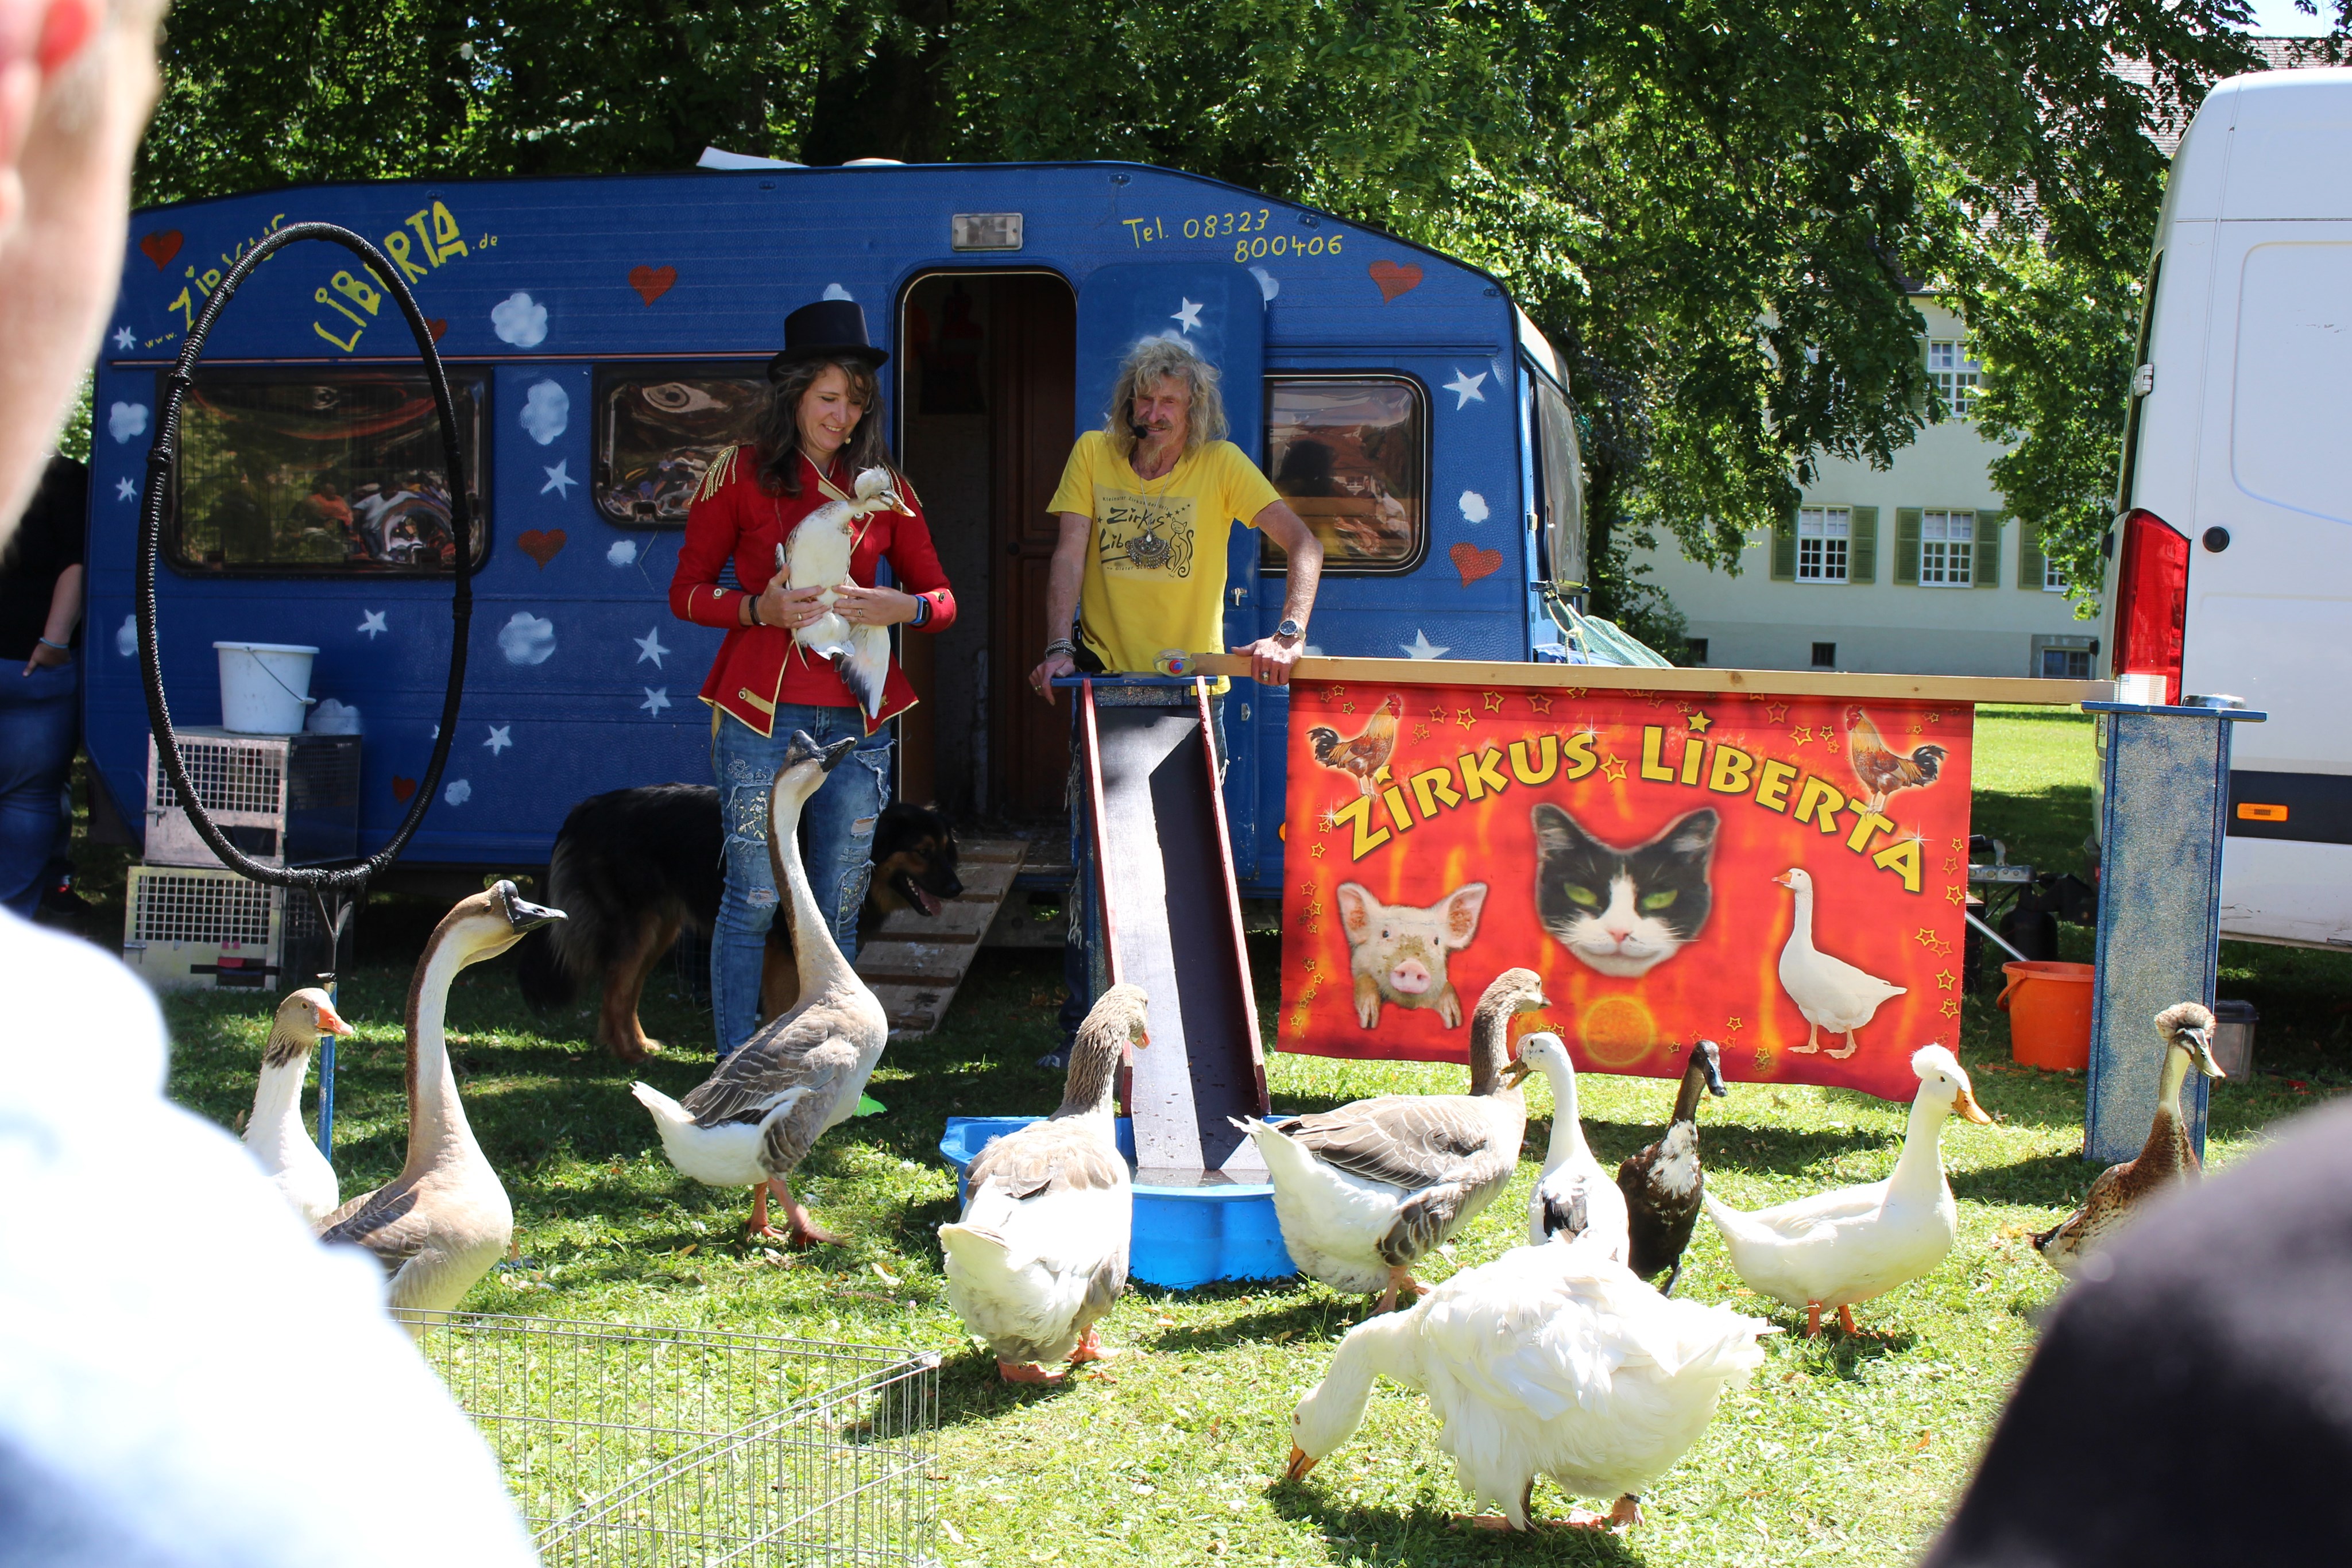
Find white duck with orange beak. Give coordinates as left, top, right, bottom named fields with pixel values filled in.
left=1702, top=1046, right=1992, bottom=1335
left=243, top=986, right=354, bottom=1226
left=780, top=465, right=912, bottom=723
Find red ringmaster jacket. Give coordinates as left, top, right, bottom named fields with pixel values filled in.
left=669, top=446, right=956, bottom=735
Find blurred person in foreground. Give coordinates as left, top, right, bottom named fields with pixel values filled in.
left=0, top=454, right=84, bottom=917
left=1922, top=1095, right=2352, bottom=1566
left=0, top=3, right=537, bottom=1563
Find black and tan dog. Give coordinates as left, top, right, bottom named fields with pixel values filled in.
left=516, top=785, right=960, bottom=1063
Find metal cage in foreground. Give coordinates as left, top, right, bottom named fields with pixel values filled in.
left=397, top=1310, right=941, bottom=1566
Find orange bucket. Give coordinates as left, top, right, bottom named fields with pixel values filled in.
left=1998, top=961, right=2096, bottom=1069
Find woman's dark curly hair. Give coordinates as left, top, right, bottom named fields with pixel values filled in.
left=753, top=357, right=895, bottom=496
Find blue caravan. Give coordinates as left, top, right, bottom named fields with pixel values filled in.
left=83, top=161, right=1588, bottom=894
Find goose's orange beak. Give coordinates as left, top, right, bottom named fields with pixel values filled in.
left=316, top=1002, right=354, bottom=1036
left=1282, top=1446, right=1316, bottom=1482
left=1952, top=1082, right=1993, bottom=1125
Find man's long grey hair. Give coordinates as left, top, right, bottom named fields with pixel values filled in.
left=1103, top=335, right=1228, bottom=464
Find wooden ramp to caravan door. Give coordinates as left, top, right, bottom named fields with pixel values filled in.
left=854, top=839, right=1028, bottom=1038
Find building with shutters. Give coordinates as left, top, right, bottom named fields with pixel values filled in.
left=1631, top=295, right=2100, bottom=677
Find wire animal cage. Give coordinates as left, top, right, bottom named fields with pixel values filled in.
left=121, top=862, right=332, bottom=992
left=398, top=1310, right=942, bottom=1567
left=144, top=727, right=360, bottom=870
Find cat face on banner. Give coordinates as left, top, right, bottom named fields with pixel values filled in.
left=1532, top=804, right=1719, bottom=977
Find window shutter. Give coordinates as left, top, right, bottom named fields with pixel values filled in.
left=2017, top=517, right=2045, bottom=591
left=1894, top=508, right=1922, bottom=585
left=1975, top=510, right=2006, bottom=589
left=1770, top=510, right=1797, bottom=580
left=1847, top=506, right=1878, bottom=584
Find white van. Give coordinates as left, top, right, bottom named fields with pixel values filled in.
left=2105, top=66, right=2352, bottom=951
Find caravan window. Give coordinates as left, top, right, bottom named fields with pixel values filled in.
left=594, top=365, right=767, bottom=526
left=167, top=371, right=486, bottom=574
left=1261, top=375, right=1425, bottom=573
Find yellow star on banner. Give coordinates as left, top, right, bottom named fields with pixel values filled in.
left=1753, top=1046, right=1774, bottom=1071
left=1412, top=723, right=1430, bottom=743
left=1945, top=884, right=1968, bottom=906
left=1936, top=969, right=1957, bottom=991
left=1790, top=726, right=1813, bottom=744
left=1764, top=702, right=1789, bottom=723
left=1302, top=956, right=1318, bottom=972
left=1304, top=923, right=1321, bottom=936
left=1340, top=699, right=1356, bottom=715
left=1931, top=935, right=1956, bottom=956
left=1725, top=1015, right=1744, bottom=1033
left=1322, top=685, right=1347, bottom=703
left=1928, top=711, right=1944, bottom=723
left=1309, top=842, right=1325, bottom=858
left=1688, top=710, right=1713, bottom=733
left=1916, top=927, right=1940, bottom=947
left=1601, top=753, right=1628, bottom=782
left=1951, top=837, right=1967, bottom=853
left=1483, top=691, right=1506, bottom=713
left=1372, top=762, right=1392, bottom=785
left=1300, top=882, right=1318, bottom=898
left=1456, top=708, right=1477, bottom=729
left=1429, top=704, right=1448, bottom=722
left=1943, top=856, right=1962, bottom=873
left=1643, top=691, right=1666, bottom=707
left=1939, top=996, right=1962, bottom=1018
left=1564, top=687, right=1588, bottom=699
left=1527, top=692, right=1554, bottom=715
left=1316, top=807, right=1339, bottom=834
left=1909, top=722, right=1924, bottom=736
left=1305, top=901, right=1322, bottom=919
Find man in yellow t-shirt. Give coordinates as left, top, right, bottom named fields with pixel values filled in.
left=1030, top=336, right=1323, bottom=1068
left=1030, top=336, right=1323, bottom=694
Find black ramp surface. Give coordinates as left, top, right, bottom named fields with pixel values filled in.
left=1091, top=702, right=1267, bottom=1177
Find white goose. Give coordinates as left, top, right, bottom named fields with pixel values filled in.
left=1237, top=968, right=1549, bottom=1311
left=633, top=731, right=891, bottom=1244
left=1702, top=1044, right=1991, bottom=1335
left=1514, top=1032, right=1630, bottom=1261
left=940, top=984, right=1149, bottom=1383
left=1774, top=868, right=1904, bottom=1058
left=316, top=883, right=564, bottom=1320
left=783, top=466, right=912, bottom=724
left=1285, top=1240, right=1773, bottom=1534
left=243, top=986, right=353, bottom=1226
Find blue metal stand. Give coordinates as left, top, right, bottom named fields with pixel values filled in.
left=2083, top=699, right=2265, bottom=1164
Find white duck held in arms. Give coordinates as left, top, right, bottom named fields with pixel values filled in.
left=315, top=883, right=564, bottom=1321
left=1702, top=1044, right=1991, bottom=1335
left=243, top=986, right=354, bottom=1226
left=1236, top=968, right=1549, bottom=1312
left=1285, top=1240, right=1774, bottom=1534
left=1774, top=867, right=1905, bottom=1059
left=633, top=731, right=891, bottom=1245
left=940, top=984, right=1149, bottom=1384
left=781, top=465, right=912, bottom=723
left=1511, top=1032, right=1630, bottom=1261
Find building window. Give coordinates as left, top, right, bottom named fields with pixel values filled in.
left=1812, top=641, right=1836, bottom=668
left=1262, top=375, right=1427, bottom=574
left=2041, top=646, right=2092, bottom=679
left=594, top=365, right=767, bottom=528
left=1685, top=637, right=1709, bottom=665
left=1796, top=507, right=1850, bottom=583
left=1920, top=509, right=1975, bottom=586
left=2043, top=551, right=2067, bottom=593
left=1928, top=339, right=1981, bottom=419
left=167, top=370, right=488, bottom=574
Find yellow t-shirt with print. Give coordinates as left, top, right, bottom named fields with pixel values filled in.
left=1047, top=431, right=1281, bottom=678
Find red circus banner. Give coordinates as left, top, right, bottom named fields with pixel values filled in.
left=1277, top=679, right=1975, bottom=1102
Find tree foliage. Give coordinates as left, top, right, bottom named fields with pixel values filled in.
left=139, top=1, right=2285, bottom=630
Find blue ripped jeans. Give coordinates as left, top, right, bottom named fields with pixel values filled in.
left=710, top=706, right=891, bottom=1059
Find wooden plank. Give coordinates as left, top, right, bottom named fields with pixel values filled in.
left=856, top=836, right=1027, bottom=1036
left=1188, top=652, right=2109, bottom=707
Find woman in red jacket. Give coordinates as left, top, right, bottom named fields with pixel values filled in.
left=669, top=300, right=955, bottom=1058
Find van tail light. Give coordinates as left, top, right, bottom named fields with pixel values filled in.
left=2111, top=508, right=2189, bottom=704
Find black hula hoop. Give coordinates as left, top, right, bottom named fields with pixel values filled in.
left=134, top=221, right=474, bottom=974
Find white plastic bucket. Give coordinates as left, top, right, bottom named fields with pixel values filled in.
left=214, top=641, right=319, bottom=734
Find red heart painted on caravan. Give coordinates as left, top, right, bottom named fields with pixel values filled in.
left=390, top=776, right=417, bottom=802
left=1368, top=260, right=1422, bottom=303
left=629, top=265, right=678, bottom=305
left=518, top=529, right=567, bottom=568
left=427, top=319, right=449, bottom=342
left=140, top=230, right=183, bottom=270
left=1450, top=542, right=1502, bottom=586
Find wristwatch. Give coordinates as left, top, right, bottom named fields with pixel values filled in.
left=1274, top=617, right=1305, bottom=642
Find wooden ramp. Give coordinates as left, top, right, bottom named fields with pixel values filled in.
left=854, top=839, right=1028, bottom=1038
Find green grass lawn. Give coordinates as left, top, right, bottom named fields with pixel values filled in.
left=145, top=704, right=2347, bottom=1566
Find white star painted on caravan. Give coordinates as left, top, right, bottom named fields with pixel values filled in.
left=483, top=725, right=512, bottom=754
left=640, top=687, right=671, bottom=714
left=357, top=610, right=388, bottom=639
left=1401, top=629, right=1451, bottom=660
left=115, top=478, right=136, bottom=501
left=1443, top=368, right=1488, bottom=409
left=113, top=326, right=134, bottom=351
left=633, top=627, right=669, bottom=668
left=540, top=460, right=577, bottom=498
left=1171, top=297, right=1204, bottom=334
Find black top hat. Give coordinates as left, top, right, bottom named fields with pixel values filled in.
left=768, top=299, right=888, bottom=381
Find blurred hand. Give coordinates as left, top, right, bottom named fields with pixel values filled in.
left=22, top=641, right=69, bottom=675
left=1232, top=634, right=1302, bottom=687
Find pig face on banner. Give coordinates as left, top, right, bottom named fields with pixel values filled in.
left=1334, top=881, right=1490, bottom=1029
left=1533, top=803, right=1719, bottom=978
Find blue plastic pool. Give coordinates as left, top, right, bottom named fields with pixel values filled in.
left=938, top=1117, right=1298, bottom=1290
